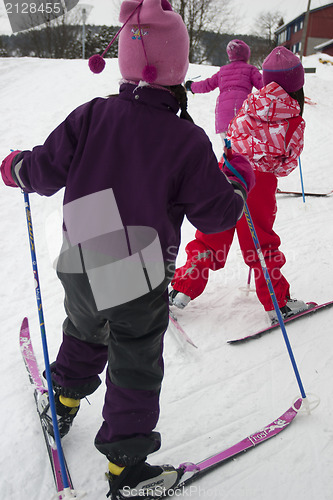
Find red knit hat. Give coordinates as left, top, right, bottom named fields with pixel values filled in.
left=89, top=0, right=189, bottom=86
left=262, top=46, right=304, bottom=93
left=226, top=39, right=250, bottom=62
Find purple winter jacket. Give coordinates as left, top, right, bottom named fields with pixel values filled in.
left=191, top=61, right=263, bottom=134
left=13, top=83, right=244, bottom=263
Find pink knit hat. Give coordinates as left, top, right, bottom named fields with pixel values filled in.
left=262, top=46, right=304, bottom=93
left=118, top=0, right=189, bottom=85
left=89, top=0, right=189, bottom=86
left=226, top=39, right=250, bottom=62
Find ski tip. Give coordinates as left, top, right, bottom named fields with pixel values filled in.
left=20, top=317, right=29, bottom=330
left=227, top=333, right=261, bottom=344
left=293, top=398, right=303, bottom=412
left=57, top=488, right=86, bottom=499
left=296, top=393, right=321, bottom=414
left=306, top=301, right=318, bottom=308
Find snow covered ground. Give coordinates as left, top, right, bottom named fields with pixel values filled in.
left=0, top=53, right=332, bottom=499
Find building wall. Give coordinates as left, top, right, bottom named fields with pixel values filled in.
left=305, top=5, right=333, bottom=54
left=276, top=18, right=304, bottom=54
left=276, top=4, right=333, bottom=55
left=307, top=6, right=333, bottom=39
left=308, top=37, right=331, bottom=54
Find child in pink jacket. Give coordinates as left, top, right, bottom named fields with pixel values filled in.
left=185, top=39, right=263, bottom=140
left=171, top=47, right=309, bottom=323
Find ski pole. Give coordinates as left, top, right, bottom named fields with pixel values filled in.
left=23, top=192, right=75, bottom=497
left=222, top=147, right=307, bottom=401
left=298, top=157, right=306, bottom=203
left=242, top=203, right=307, bottom=399
left=246, top=267, right=252, bottom=296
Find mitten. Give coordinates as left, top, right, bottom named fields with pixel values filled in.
left=220, top=153, right=255, bottom=195
left=1, top=150, right=21, bottom=187
left=184, top=80, right=194, bottom=93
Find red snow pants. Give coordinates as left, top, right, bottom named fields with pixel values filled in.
left=171, top=171, right=290, bottom=311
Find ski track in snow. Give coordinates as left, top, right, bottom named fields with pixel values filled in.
left=0, top=54, right=333, bottom=499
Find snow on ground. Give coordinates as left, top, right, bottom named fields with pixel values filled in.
left=0, top=53, right=332, bottom=499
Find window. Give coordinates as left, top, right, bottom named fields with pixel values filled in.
left=292, top=42, right=302, bottom=54
left=293, top=18, right=304, bottom=33
left=278, top=30, right=287, bottom=44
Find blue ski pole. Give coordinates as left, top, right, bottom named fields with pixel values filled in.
left=242, top=203, right=307, bottom=399
left=23, top=192, right=76, bottom=498
left=298, top=157, right=306, bottom=203
left=223, top=145, right=307, bottom=402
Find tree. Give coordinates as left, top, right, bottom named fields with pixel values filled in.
left=252, top=11, right=284, bottom=50
left=167, top=0, right=236, bottom=63
left=9, top=5, right=85, bottom=58
left=0, top=36, right=8, bottom=56
left=85, top=26, right=119, bottom=59
left=40, top=6, right=83, bottom=58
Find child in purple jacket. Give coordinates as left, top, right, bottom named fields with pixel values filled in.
left=186, top=39, right=263, bottom=141
left=0, top=0, right=255, bottom=498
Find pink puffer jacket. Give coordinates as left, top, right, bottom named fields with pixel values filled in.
left=191, top=60, right=263, bottom=133
left=228, top=82, right=305, bottom=177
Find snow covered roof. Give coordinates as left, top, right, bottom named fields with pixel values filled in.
left=314, top=39, right=333, bottom=50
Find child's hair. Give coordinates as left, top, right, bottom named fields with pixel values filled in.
left=107, top=84, right=194, bottom=123
left=289, top=88, right=304, bottom=116
left=169, top=84, right=194, bottom=123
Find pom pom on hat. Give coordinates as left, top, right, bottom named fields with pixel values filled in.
left=262, top=46, right=305, bottom=93
left=87, top=1, right=145, bottom=74
left=142, top=64, right=158, bottom=83
left=88, top=54, right=106, bottom=74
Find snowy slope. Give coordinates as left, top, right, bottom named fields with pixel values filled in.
left=0, top=54, right=332, bottom=500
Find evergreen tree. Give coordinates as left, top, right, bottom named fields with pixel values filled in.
left=0, top=37, right=8, bottom=57
left=85, top=26, right=119, bottom=59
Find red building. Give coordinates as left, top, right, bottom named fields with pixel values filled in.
left=275, top=2, right=333, bottom=56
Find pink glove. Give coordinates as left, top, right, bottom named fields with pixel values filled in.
left=0, top=150, right=21, bottom=187
left=219, top=153, right=255, bottom=195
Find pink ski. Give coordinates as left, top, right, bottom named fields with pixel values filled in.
left=228, top=300, right=333, bottom=344
left=178, top=398, right=302, bottom=485
left=20, top=317, right=46, bottom=393
left=169, top=311, right=198, bottom=348
left=20, top=317, right=75, bottom=498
